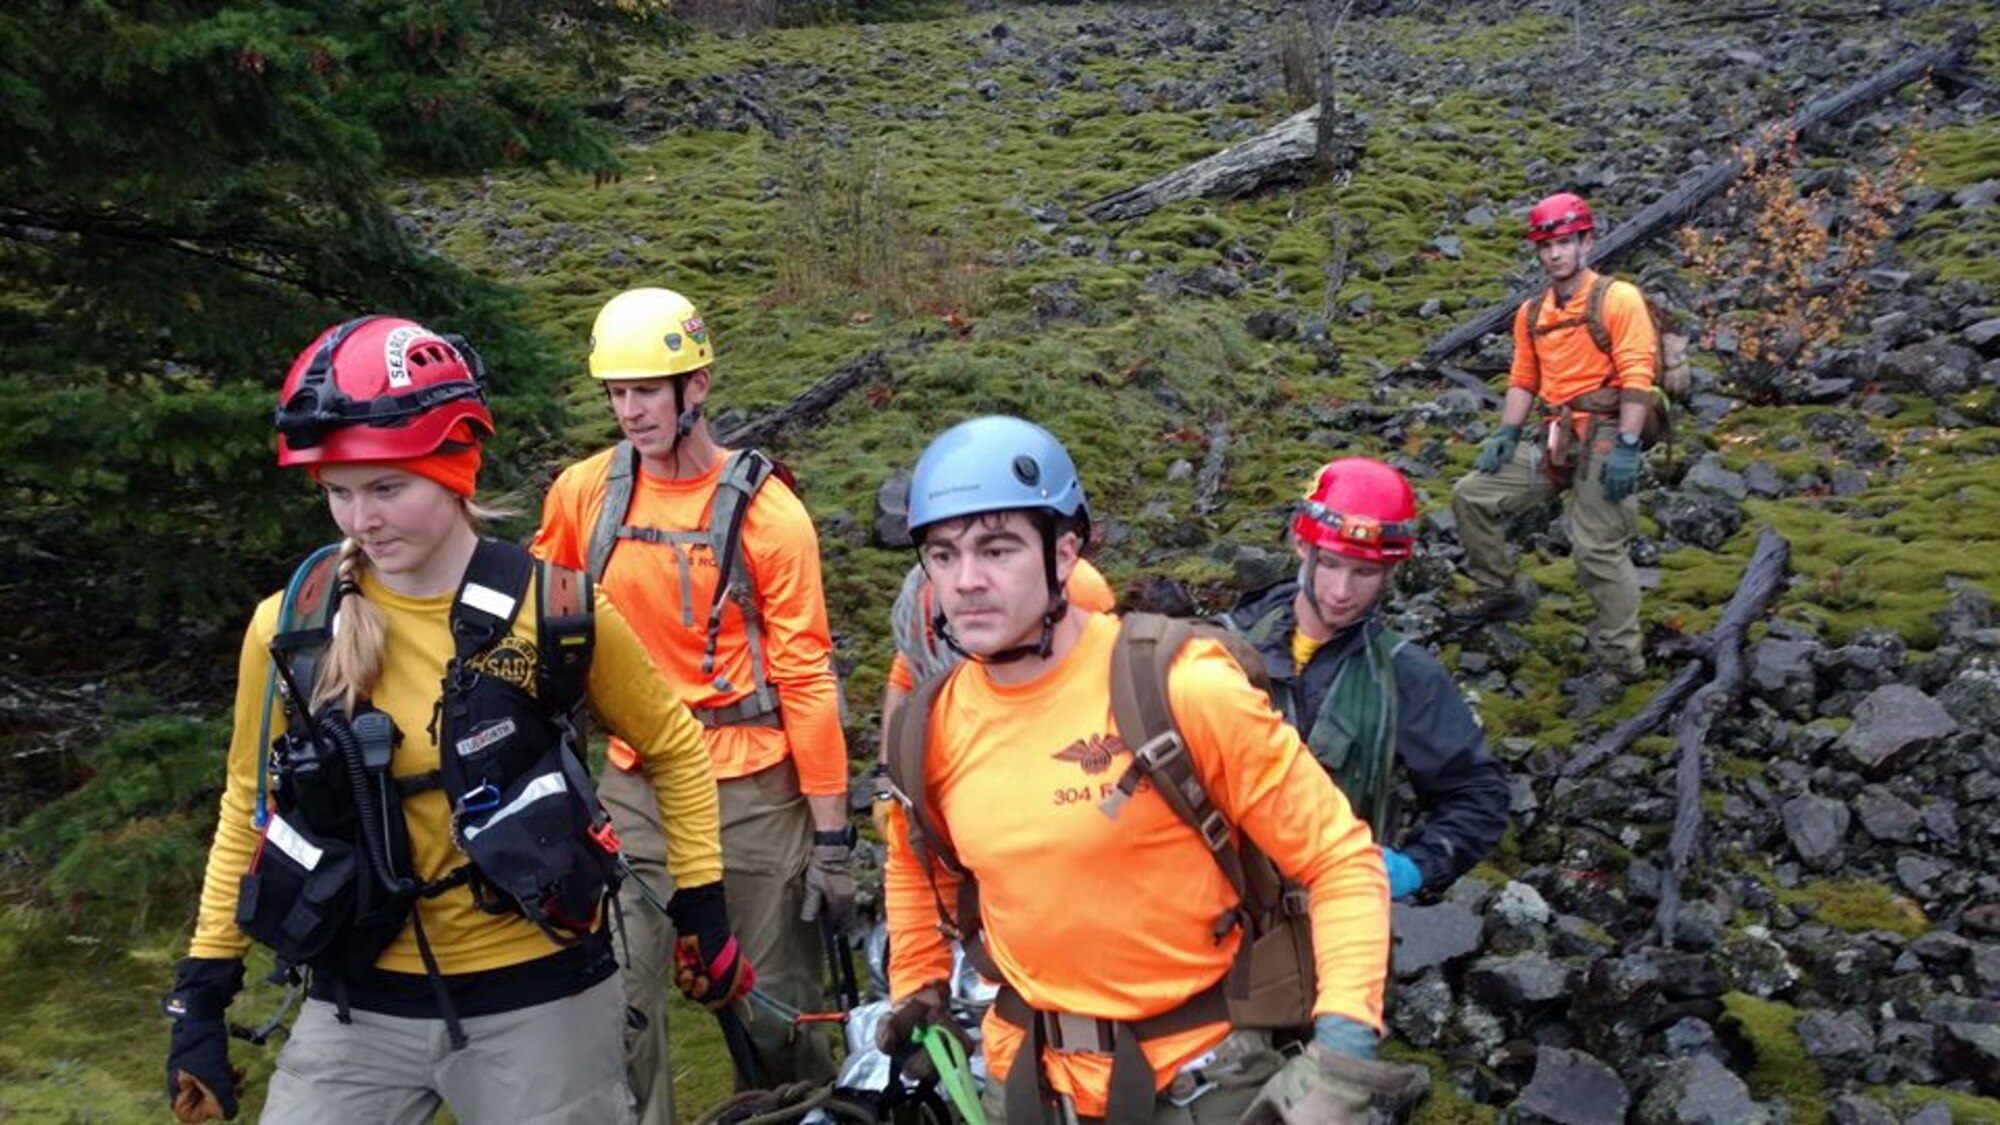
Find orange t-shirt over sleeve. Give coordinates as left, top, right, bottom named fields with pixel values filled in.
left=885, top=558, right=1117, bottom=694
left=533, top=446, right=849, bottom=796
left=1508, top=270, right=1659, bottom=406
left=882, top=613, right=1388, bottom=1118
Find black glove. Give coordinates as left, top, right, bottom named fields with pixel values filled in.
left=876, top=979, right=970, bottom=1082
left=163, top=957, right=246, bottom=1122
left=666, top=882, right=755, bottom=1011
left=1475, top=423, right=1523, bottom=474
left=800, top=827, right=857, bottom=930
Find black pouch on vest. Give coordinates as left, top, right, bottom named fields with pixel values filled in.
left=451, top=744, right=613, bottom=942
left=237, top=811, right=360, bottom=966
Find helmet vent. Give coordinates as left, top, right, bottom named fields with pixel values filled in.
left=1012, top=456, right=1040, bottom=486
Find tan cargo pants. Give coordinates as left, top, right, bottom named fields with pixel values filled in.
left=1450, top=420, right=1645, bottom=676
left=978, top=1028, right=1284, bottom=1124
left=600, top=757, right=835, bottom=1125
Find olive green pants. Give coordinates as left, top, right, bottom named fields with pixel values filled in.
left=601, top=758, right=834, bottom=1125
left=1450, top=423, right=1645, bottom=675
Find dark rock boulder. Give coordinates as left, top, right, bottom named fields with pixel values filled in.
left=1392, top=902, right=1484, bottom=978
left=1781, top=793, right=1852, bottom=870
left=872, top=468, right=912, bottom=547
left=1636, top=1053, right=1769, bottom=1124
left=1839, top=684, right=1961, bottom=776
left=1514, top=1046, right=1630, bottom=1125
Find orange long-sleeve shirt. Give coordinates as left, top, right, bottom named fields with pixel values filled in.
left=883, top=612, right=1389, bottom=1117
left=533, top=446, right=848, bottom=796
left=885, top=558, right=1117, bottom=693
left=1509, top=269, right=1658, bottom=406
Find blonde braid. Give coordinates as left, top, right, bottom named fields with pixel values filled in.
left=311, top=537, right=388, bottom=717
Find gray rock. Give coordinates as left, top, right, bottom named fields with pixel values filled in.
left=1391, top=901, right=1484, bottom=978
left=1466, top=952, right=1577, bottom=1008
left=872, top=469, right=913, bottom=547
left=1180, top=266, right=1243, bottom=298
left=1860, top=392, right=1902, bottom=417
left=1878, top=341, right=1981, bottom=397
left=1839, top=684, right=1961, bottom=776
left=1827, top=1094, right=1898, bottom=1125
left=1830, top=466, right=1870, bottom=496
left=1433, top=234, right=1463, bottom=260
left=1954, top=179, right=2000, bottom=208
left=1637, top=1054, right=1769, bottom=1124
left=1681, top=454, right=1748, bottom=501
left=1515, top=1046, right=1629, bottom=1124
left=1939, top=660, right=2000, bottom=732
left=1465, top=205, right=1497, bottom=229
left=1387, top=968, right=1453, bottom=1048
left=1719, top=929, right=1798, bottom=998
left=1750, top=637, right=1818, bottom=714
left=1742, top=461, right=1787, bottom=498
left=1782, top=794, right=1851, bottom=869
left=1855, top=785, right=1923, bottom=842
left=1419, top=297, right=1442, bottom=319
left=1964, top=317, right=2000, bottom=355
left=1937, top=1021, right=2000, bottom=1093
left=1648, top=489, right=1744, bottom=551
left=1797, top=1009, right=1874, bottom=1079
left=1243, top=309, right=1296, bottom=342
left=1904, top=1103, right=1954, bottom=1125
left=1664, top=1017, right=1724, bottom=1060
left=1897, top=854, right=1946, bottom=893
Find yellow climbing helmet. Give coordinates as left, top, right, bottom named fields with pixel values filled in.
left=587, top=287, right=714, bottom=380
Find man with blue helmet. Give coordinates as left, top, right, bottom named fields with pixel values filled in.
left=874, top=417, right=1412, bottom=1124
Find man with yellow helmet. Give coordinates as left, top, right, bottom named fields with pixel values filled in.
left=533, top=288, right=846, bottom=1122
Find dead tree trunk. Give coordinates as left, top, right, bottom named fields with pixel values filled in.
left=1416, top=41, right=1964, bottom=367
left=1083, top=108, right=1327, bottom=223
left=1628, top=526, right=1792, bottom=948
left=717, top=350, right=890, bottom=450
left=1194, top=412, right=1229, bottom=516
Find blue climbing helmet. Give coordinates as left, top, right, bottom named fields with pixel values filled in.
left=907, top=415, right=1089, bottom=535
left=906, top=416, right=1090, bottom=662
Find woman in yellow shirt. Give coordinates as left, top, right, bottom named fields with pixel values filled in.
left=162, top=317, right=745, bottom=1124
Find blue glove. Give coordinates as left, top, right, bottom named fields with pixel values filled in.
left=1313, top=1014, right=1380, bottom=1060
left=1600, top=435, right=1642, bottom=502
left=1474, top=424, right=1522, bottom=474
left=1382, top=847, right=1423, bottom=901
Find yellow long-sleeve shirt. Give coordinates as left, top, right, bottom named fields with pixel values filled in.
left=190, top=566, right=722, bottom=974
left=884, top=612, right=1389, bottom=1118
left=533, top=446, right=849, bottom=796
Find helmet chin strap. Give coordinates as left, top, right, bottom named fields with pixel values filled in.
left=1298, top=548, right=1326, bottom=624
left=935, top=597, right=1069, bottom=666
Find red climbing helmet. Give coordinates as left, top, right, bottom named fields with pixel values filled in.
left=1292, top=458, right=1419, bottom=563
left=274, top=316, right=492, bottom=466
left=1526, top=192, right=1595, bottom=243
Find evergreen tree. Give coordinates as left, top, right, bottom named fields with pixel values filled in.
left=0, top=0, right=678, bottom=679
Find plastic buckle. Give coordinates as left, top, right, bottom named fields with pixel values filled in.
left=1134, top=731, right=1186, bottom=771
left=1197, top=809, right=1231, bottom=851
left=589, top=820, right=622, bottom=854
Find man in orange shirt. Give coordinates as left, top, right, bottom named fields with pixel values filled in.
left=1450, top=192, right=1653, bottom=682
left=533, top=288, right=845, bottom=1122
left=878, top=415, right=1407, bottom=1124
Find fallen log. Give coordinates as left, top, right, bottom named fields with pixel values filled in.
left=1644, top=525, right=1791, bottom=948
left=1417, top=40, right=1965, bottom=367
left=1082, top=106, right=1364, bottom=223
left=717, top=350, right=890, bottom=451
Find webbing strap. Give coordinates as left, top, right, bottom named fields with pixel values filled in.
left=258, top=543, right=343, bottom=827
left=693, top=689, right=783, bottom=729
left=586, top=441, right=639, bottom=584
left=993, top=980, right=1230, bottom=1124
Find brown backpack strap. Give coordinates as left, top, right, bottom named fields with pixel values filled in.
left=1583, top=273, right=1617, bottom=357
left=1104, top=614, right=1253, bottom=918
left=883, top=666, right=999, bottom=980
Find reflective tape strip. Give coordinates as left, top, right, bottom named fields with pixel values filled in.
left=461, top=582, right=517, bottom=621
left=265, top=813, right=325, bottom=871
left=461, top=772, right=567, bottom=842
